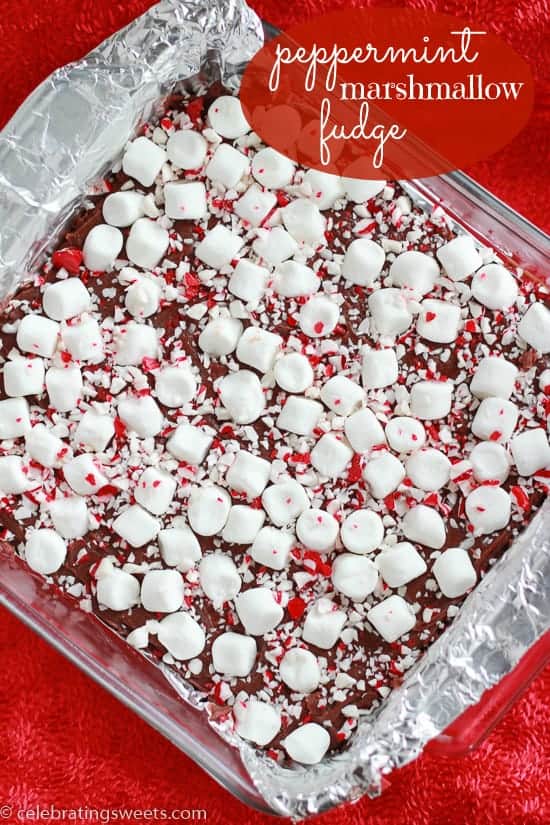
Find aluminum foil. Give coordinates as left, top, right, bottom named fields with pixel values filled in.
left=0, top=2, right=549, bottom=819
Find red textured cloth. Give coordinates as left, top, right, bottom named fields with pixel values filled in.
left=0, top=1, right=549, bottom=823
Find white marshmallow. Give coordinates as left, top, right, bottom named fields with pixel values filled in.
left=159, top=525, right=202, bottom=572
left=234, top=696, right=281, bottom=747
left=406, top=448, right=451, bottom=491
left=228, top=259, right=269, bottom=305
left=166, top=423, right=212, bottom=464
left=377, top=542, right=427, bottom=588
left=212, top=632, right=257, bottom=677
left=436, top=236, right=482, bottom=281
left=164, top=181, right=207, bottom=220
left=342, top=238, right=385, bottom=286
left=367, top=595, right=416, bottom=642
left=302, top=597, right=346, bottom=649
left=96, top=566, right=140, bottom=611
left=0, top=398, right=31, bottom=440
left=433, top=547, right=477, bottom=598
left=235, top=184, right=276, bottom=227
left=113, top=321, right=158, bottom=366
left=226, top=450, right=271, bottom=499
left=17, top=314, right=60, bottom=358
left=471, top=264, right=518, bottom=310
left=282, top=724, right=330, bottom=765
left=102, top=191, right=145, bottom=227
left=342, top=177, right=385, bottom=202
left=368, top=288, right=412, bottom=336
left=310, top=433, right=353, bottom=477
left=340, top=509, right=384, bottom=554
left=187, top=485, right=231, bottom=536
left=0, top=455, right=28, bottom=494
left=126, top=218, right=169, bottom=269
left=250, top=527, right=294, bottom=571
left=3, top=357, right=44, bottom=397
left=465, top=486, right=511, bottom=535
left=362, top=348, right=398, bottom=389
left=155, top=366, right=196, bottom=408
left=320, top=375, right=364, bottom=416
left=49, top=496, right=88, bottom=539
left=221, top=505, right=265, bottom=544
left=272, top=261, right=319, bottom=297
left=199, top=553, right=241, bottom=606
left=122, top=136, right=167, bottom=187
left=25, top=424, right=64, bottom=467
left=205, top=143, right=249, bottom=189
left=410, top=381, right=453, bottom=420
left=63, top=454, right=108, bottom=496
left=344, top=408, right=386, bottom=453
left=470, top=356, right=518, bottom=400
left=304, top=169, right=344, bottom=209
left=417, top=299, right=461, bottom=343
left=274, top=353, right=314, bottom=393
left=82, top=224, right=123, bottom=272
left=112, top=505, right=160, bottom=548
left=237, top=326, right=282, bottom=373
left=252, top=226, right=298, bottom=266
left=235, top=587, right=284, bottom=636
left=471, top=397, right=519, bottom=442
left=166, top=129, right=207, bottom=170
left=117, top=395, right=163, bottom=438
left=363, top=451, right=405, bottom=498
left=385, top=416, right=426, bottom=453
left=390, top=250, right=439, bottom=296
left=74, top=410, right=114, bottom=452
left=157, top=613, right=205, bottom=660
left=208, top=95, right=250, bottom=139
left=280, top=648, right=320, bottom=693
left=43, top=278, right=91, bottom=321
left=402, top=504, right=446, bottom=548
left=469, top=441, right=510, bottom=483
left=299, top=295, right=339, bottom=337
left=219, top=369, right=265, bottom=424
left=511, top=428, right=550, bottom=476
left=195, top=224, right=243, bottom=269
left=331, top=553, right=378, bottom=601
left=517, top=302, right=550, bottom=353
left=252, top=147, right=294, bottom=189
left=141, top=569, right=184, bottom=613
left=62, top=317, right=104, bottom=362
left=262, top=480, right=309, bottom=527
left=282, top=198, right=326, bottom=245
left=199, top=317, right=242, bottom=356
left=296, top=508, right=339, bottom=552
left=25, top=528, right=67, bottom=575
left=45, top=365, right=83, bottom=412
left=135, top=467, right=176, bottom=516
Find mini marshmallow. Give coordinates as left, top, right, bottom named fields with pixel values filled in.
left=96, top=567, right=140, bottom=611
left=222, top=505, right=265, bottom=544
left=471, top=397, right=519, bottom=442
left=417, top=299, right=461, bottom=344
left=17, top=314, right=59, bottom=358
left=367, top=595, right=416, bottom=642
left=205, top=143, right=249, bottom=189
left=302, top=598, right=346, bottom=649
left=157, top=613, right=205, bottom=660
left=122, top=136, right=167, bottom=187
left=82, top=224, right=123, bottom=272
left=117, top=395, right=163, bottom=438
left=195, top=224, right=243, bottom=269
left=282, top=724, right=330, bottom=765
left=402, top=504, right=446, bottom=548
left=469, top=441, right=510, bottom=483
left=159, top=525, right=202, bottom=572
left=234, top=696, right=281, bottom=747
left=362, top=348, right=399, bottom=389
left=331, top=554, right=378, bottom=601
left=252, top=147, right=295, bottom=189
left=45, top=365, right=83, bottom=412
left=199, top=554, right=241, bottom=605
left=102, top=191, right=145, bottom=227
left=410, top=381, right=453, bottom=420
left=390, top=250, right=439, bottom=296
left=272, top=261, right=319, bottom=297
left=296, top=508, right=339, bottom=552
left=164, top=181, right=207, bottom=220
left=113, top=321, right=158, bottom=366
left=167, top=423, right=212, bottom=464
left=406, top=448, right=451, bottom=491
left=219, top=370, right=265, bottom=424
left=304, top=169, right=344, bottom=209
left=0, top=455, right=28, bottom=494
left=74, top=411, right=114, bottom=452
left=368, top=288, right=412, bottom=336
left=511, top=428, right=550, bottom=476
left=25, top=424, right=64, bottom=467
left=63, top=453, right=108, bottom=495
left=236, top=326, right=282, bottom=373
left=465, top=486, right=511, bottom=534
left=517, top=302, right=550, bottom=353
left=436, top=235, right=483, bottom=281
left=299, top=295, right=339, bottom=338
left=208, top=95, right=250, bottom=138
left=234, top=184, right=277, bottom=227
left=125, top=275, right=161, bottom=319
left=228, top=259, right=269, bottom=305
left=141, top=569, right=184, bottom=613
left=250, top=527, right=294, bottom=571
left=0, top=398, right=31, bottom=440
left=471, top=264, right=518, bottom=311
left=43, top=278, right=91, bottom=321
left=282, top=198, right=326, bottom=246
left=377, top=542, right=427, bottom=588
left=235, top=587, right=284, bottom=636
left=188, top=485, right=231, bottom=536
left=385, top=416, right=426, bottom=453
left=470, top=356, right=518, bottom=400
left=49, top=496, right=88, bottom=539
left=320, top=375, right=364, bottom=416
left=112, top=505, right=160, bottom=547
left=340, top=509, right=384, bottom=554
left=310, top=433, right=353, bottom=477
left=252, top=226, right=298, bottom=266
left=274, top=353, right=314, bottom=393
left=135, top=467, right=176, bottom=515
left=3, top=357, right=44, bottom=397
left=126, top=218, right=169, bottom=269
left=212, top=632, right=257, bottom=677
left=155, top=366, right=196, bottom=407
left=342, top=238, right=385, bottom=286
left=199, top=317, right=242, bottom=356
left=226, top=450, right=271, bottom=498
left=433, top=547, right=477, bottom=598
left=344, top=408, right=386, bottom=453
left=25, top=528, right=67, bottom=576
left=166, top=129, right=207, bottom=169
left=280, top=648, right=320, bottom=693
left=363, top=452, right=405, bottom=499
left=262, top=480, right=309, bottom=527
left=62, top=317, right=104, bottom=362
left=342, top=177, right=385, bottom=202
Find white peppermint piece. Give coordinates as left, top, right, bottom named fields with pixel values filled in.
left=252, top=147, right=295, bottom=189
left=62, top=317, right=104, bottom=362
left=63, top=453, right=107, bottom=496
left=517, top=302, right=550, bottom=353
left=167, top=423, right=212, bottom=464
left=274, top=353, right=314, bottom=393
left=3, top=357, right=44, bottom=397
left=310, top=433, right=353, bottom=477
left=299, top=295, right=339, bottom=338
left=219, top=369, right=265, bottom=424
left=25, top=424, right=64, bottom=468
left=166, top=130, right=207, bottom=170
left=272, top=261, right=319, bottom=297
left=342, top=238, right=385, bottom=286
left=199, top=553, right=241, bottom=605
left=471, top=263, right=518, bottom=311
left=117, top=395, right=163, bottom=438
left=125, top=276, right=161, bottom=319
left=433, top=547, right=477, bottom=598
left=199, top=317, right=242, bottom=356
left=155, top=366, right=196, bottom=408
left=45, top=365, right=82, bottom=413
left=402, top=504, right=446, bottom=548
left=17, top=314, right=59, bottom=358
left=25, top=529, right=67, bottom=576
left=262, top=480, right=309, bottom=527
left=235, top=184, right=276, bottom=227
left=126, top=218, right=169, bottom=269
left=385, top=416, right=426, bottom=453
left=0, top=455, right=29, bottom=494
left=102, top=191, right=145, bottom=228
left=135, top=467, right=176, bottom=516
left=417, top=299, right=461, bottom=344
left=367, top=595, right=416, bottom=642
left=157, top=613, right=205, bottom=660
left=122, top=136, right=167, bottom=186
left=96, top=567, right=140, bottom=611
left=340, top=509, right=384, bottom=554
left=74, top=410, right=114, bottom=452
left=195, top=224, right=243, bottom=269
left=226, top=450, right=271, bottom=499
left=342, top=178, right=385, bottom=202
left=252, top=226, right=298, bottom=266
left=250, top=527, right=294, bottom=571
left=331, top=553, right=378, bottom=601
left=82, top=224, right=123, bottom=272
left=302, top=598, right=346, bottom=649
left=212, top=632, right=257, bottom=677
left=141, top=569, right=184, bottom=613
left=406, top=448, right=451, bottom=491
left=511, top=428, right=550, bottom=476
left=362, top=348, right=398, bottom=389
left=344, top=408, right=386, bottom=453
left=368, top=288, right=412, bottom=336
left=159, top=525, right=202, bottom=572
left=112, top=505, right=160, bottom=548
left=470, top=356, right=518, bottom=400
left=222, top=505, right=265, bottom=544
left=390, top=250, right=439, bottom=296
left=237, top=326, right=282, bottom=373
left=296, top=508, right=339, bottom=552
left=320, top=375, right=364, bottom=416
left=205, top=143, right=249, bottom=189
left=304, top=169, right=344, bottom=209
left=282, top=198, right=326, bottom=245
left=465, top=486, right=511, bottom=535
left=49, top=496, right=88, bottom=540
left=282, top=724, right=330, bottom=765
left=43, top=278, right=91, bottom=321
left=436, top=235, right=483, bottom=281
left=234, top=696, right=281, bottom=747
left=363, top=451, right=405, bottom=499
left=471, top=397, right=519, bottom=442
left=280, top=648, right=320, bottom=693
left=208, top=95, right=250, bottom=139
left=377, top=542, right=427, bottom=588
left=0, top=398, right=31, bottom=440
left=164, top=181, right=207, bottom=220
left=469, top=441, right=510, bottom=483
left=228, top=259, right=269, bottom=305
left=235, top=587, right=283, bottom=636
left=188, top=485, right=231, bottom=536
left=410, top=381, right=453, bottom=420
left=113, top=321, right=158, bottom=366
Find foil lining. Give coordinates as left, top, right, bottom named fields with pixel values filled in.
left=0, top=2, right=548, bottom=819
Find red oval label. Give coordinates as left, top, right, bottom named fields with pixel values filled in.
left=240, top=9, right=534, bottom=179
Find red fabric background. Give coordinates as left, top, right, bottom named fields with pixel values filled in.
left=0, top=1, right=549, bottom=822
